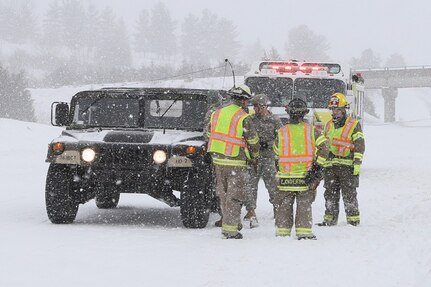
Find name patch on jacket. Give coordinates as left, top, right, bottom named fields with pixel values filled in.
left=279, top=178, right=307, bottom=187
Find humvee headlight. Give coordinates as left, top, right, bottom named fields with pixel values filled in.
left=186, top=146, right=197, bottom=154
left=81, top=148, right=96, bottom=162
left=153, top=150, right=167, bottom=164
left=52, top=142, right=65, bottom=154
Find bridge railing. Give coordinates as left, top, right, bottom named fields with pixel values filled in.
left=355, top=65, right=431, bottom=72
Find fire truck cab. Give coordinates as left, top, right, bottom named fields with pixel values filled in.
left=244, top=60, right=364, bottom=129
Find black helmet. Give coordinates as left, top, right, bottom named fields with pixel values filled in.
left=285, top=98, right=309, bottom=116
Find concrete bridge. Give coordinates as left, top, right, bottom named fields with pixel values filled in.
left=354, top=66, right=431, bottom=122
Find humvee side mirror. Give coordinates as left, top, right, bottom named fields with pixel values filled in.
left=51, top=102, right=69, bottom=126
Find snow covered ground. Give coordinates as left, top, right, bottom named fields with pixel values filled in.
left=1, top=80, right=431, bottom=287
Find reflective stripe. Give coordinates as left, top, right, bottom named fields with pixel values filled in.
left=332, top=138, right=354, bottom=149
left=324, top=214, right=334, bottom=222
left=281, top=126, right=291, bottom=172
left=279, top=156, right=314, bottom=163
left=222, top=224, right=238, bottom=233
left=327, top=117, right=358, bottom=157
left=295, top=228, right=313, bottom=235
left=208, top=105, right=249, bottom=159
left=281, top=126, right=289, bottom=157
left=332, top=157, right=353, bottom=165
left=273, top=143, right=279, bottom=155
left=354, top=153, right=364, bottom=160
left=278, top=186, right=309, bottom=192
left=352, top=131, right=364, bottom=141
left=341, top=117, right=356, bottom=139
left=207, top=109, right=221, bottom=152
left=276, top=228, right=291, bottom=236
left=322, top=161, right=332, bottom=168
left=316, top=135, right=327, bottom=146
left=276, top=172, right=307, bottom=178
left=213, top=158, right=247, bottom=167
left=225, top=109, right=247, bottom=155
left=347, top=215, right=360, bottom=222
left=304, top=124, right=313, bottom=164
left=316, top=156, right=326, bottom=165
left=278, top=123, right=315, bottom=173
left=247, top=136, right=259, bottom=145
left=209, top=132, right=246, bottom=146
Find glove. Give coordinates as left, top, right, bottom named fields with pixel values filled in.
left=248, top=158, right=258, bottom=172
left=353, top=164, right=360, bottom=176
left=305, top=163, right=322, bottom=184
left=304, top=170, right=314, bottom=185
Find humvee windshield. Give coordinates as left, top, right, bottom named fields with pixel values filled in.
left=70, top=93, right=208, bottom=130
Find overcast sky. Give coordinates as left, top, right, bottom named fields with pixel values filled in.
left=36, top=0, right=431, bottom=66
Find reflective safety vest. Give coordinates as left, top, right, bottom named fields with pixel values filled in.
left=275, top=122, right=315, bottom=192
left=208, top=104, right=249, bottom=161
left=325, top=116, right=358, bottom=158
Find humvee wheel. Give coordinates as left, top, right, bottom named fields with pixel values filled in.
left=95, top=185, right=120, bottom=209
left=95, top=192, right=120, bottom=209
left=45, top=164, right=78, bottom=224
left=180, top=175, right=211, bottom=228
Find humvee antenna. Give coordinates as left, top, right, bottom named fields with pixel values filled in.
left=224, top=59, right=236, bottom=87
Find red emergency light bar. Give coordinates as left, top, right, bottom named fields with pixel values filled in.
left=268, top=63, right=299, bottom=72
left=259, top=61, right=341, bottom=74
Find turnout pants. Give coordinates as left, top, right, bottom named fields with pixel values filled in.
left=274, top=189, right=315, bottom=237
left=323, top=165, right=360, bottom=224
left=245, top=157, right=277, bottom=211
left=214, top=165, right=247, bottom=236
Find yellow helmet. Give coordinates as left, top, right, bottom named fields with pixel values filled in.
left=328, top=92, right=349, bottom=109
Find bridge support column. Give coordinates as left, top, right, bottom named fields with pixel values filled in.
left=382, top=87, right=398, bottom=122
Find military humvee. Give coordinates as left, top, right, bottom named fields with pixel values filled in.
left=46, top=87, right=224, bottom=228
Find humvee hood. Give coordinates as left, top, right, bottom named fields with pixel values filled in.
left=58, top=129, right=203, bottom=145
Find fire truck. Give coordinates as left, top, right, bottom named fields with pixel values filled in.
left=244, top=60, right=365, bottom=128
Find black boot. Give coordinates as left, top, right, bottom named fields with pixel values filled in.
left=316, top=221, right=336, bottom=226
left=214, top=217, right=222, bottom=227
left=223, top=232, right=243, bottom=239
left=297, top=235, right=317, bottom=240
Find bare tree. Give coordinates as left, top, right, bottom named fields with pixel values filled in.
left=134, top=9, right=151, bottom=55
left=0, top=65, right=35, bottom=121
left=148, top=2, right=177, bottom=59
left=351, top=48, right=381, bottom=69
left=285, top=25, right=330, bottom=61
left=385, top=53, right=406, bottom=67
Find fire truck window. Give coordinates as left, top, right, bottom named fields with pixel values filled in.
left=294, top=78, right=346, bottom=108
left=245, top=77, right=293, bottom=106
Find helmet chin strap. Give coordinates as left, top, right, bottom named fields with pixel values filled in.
left=332, top=115, right=346, bottom=127
left=289, top=114, right=304, bottom=124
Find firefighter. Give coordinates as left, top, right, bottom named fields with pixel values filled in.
left=207, top=84, right=260, bottom=239
left=318, top=92, right=365, bottom=226
left=273, top=98, right=329, bottom=239
left=244, top=94, right=282, bottom=225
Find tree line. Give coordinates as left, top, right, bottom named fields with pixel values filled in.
left=0, top=0, right=408, bottom=121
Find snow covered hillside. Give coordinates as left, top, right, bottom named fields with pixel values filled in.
left=1, top=81, right=431, bottom=287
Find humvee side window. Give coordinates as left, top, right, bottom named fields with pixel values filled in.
left=150, top=100, right=183, bottom=117
left=144, top=98, right=207, bottom=130
left=72, top=98, right=140, bottom=127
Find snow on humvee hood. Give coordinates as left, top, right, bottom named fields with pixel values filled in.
left=52, top=128, right=204, bottom=146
